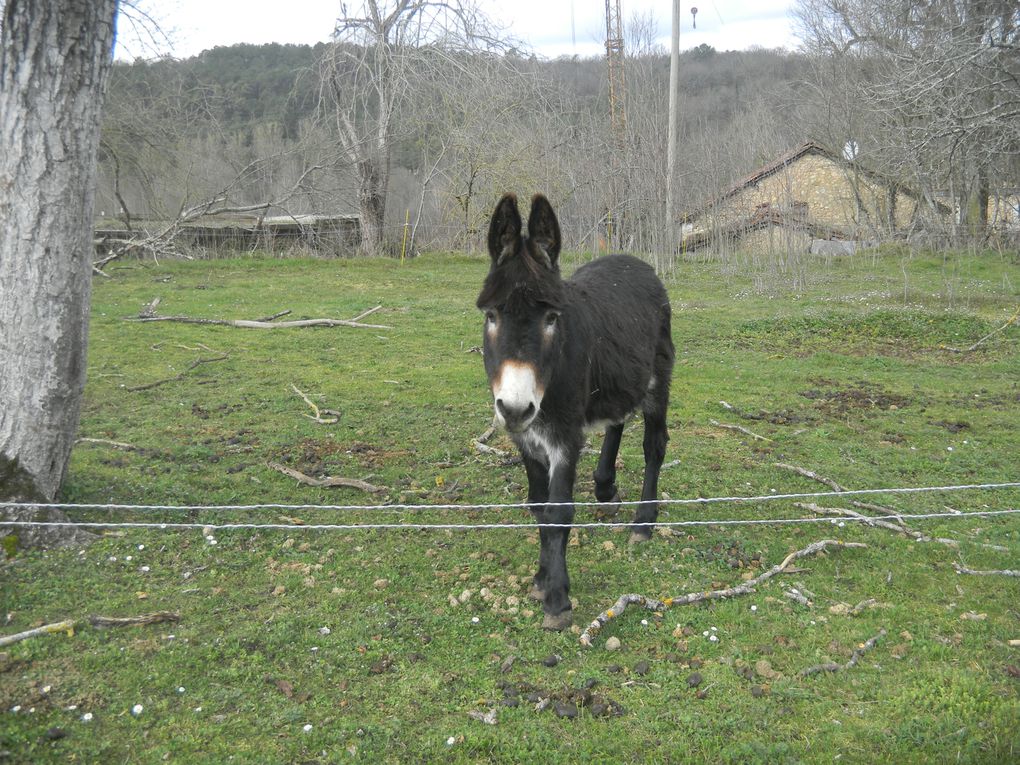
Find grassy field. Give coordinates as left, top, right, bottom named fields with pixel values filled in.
left=3, top=248, right=1020, bottom=763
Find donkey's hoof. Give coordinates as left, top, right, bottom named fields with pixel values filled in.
left=628, top=529, right=653, bottom=545
left=528, top=584, right=547, bottom=602
left=542, top=609, right=573, bottom=631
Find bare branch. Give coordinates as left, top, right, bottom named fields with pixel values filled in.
left=579, top=539, right=867, bottom=646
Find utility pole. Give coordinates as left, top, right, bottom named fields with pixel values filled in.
left=666, top=0, right=682, bottom=244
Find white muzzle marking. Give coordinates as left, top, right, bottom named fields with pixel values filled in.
left=492, top=360, right=542, bottom=432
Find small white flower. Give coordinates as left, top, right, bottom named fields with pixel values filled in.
left=310, top=646, right=319, bottom=653
left=193, top=706, right=202, bottom=713
left=66, top=705, right=78, bottom=711
left=446, top=736, right=456, bottom=746
left=177, top=687, right=185, bottom=694
left=709, top=635, right=719, bottom=642
left=108, top=556, right=117, bottom=563
left=750, top=605, right=758, bottom=612
left=42, top=685, right=51, bottom=694
left=640, top=619, right=649, bottom=626
left=125, top=556, right=133, bottom=562
left=138, top=544, right=145, bottom=550
left=131, top=704, right=143, bottom=716
left=10, top=705, right=21, bottom=713
left=471, top=617, right=480, bottom=624
left=702, top=630, right=710, bottom=637
left=947, top=446, right=954, bottom=452
left=318, top=627, right=331, bottom=636
left=81, top=712, right=93, bottom=722
left=303, top=724, right=313, bottom=733
left=710, top=626, right=718, bottom=632
left=141, top=566, right=150, bottom=573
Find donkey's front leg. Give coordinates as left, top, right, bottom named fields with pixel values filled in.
left=537, top=456, right=577, bottom=631
left=522, top=455, right=551, bottom=602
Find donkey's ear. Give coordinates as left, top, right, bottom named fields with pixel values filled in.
left=528, top=194, right=561, bottom=269
left=488, top=193, right=522, bottom=265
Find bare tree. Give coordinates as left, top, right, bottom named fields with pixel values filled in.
left=316, top=0, right=506, bottom=255
left=0, top=0, right=118, bottom=546
left=795, top=0, right=1020, bottom=243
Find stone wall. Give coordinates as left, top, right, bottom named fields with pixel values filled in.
left=698, top=152, right=920, bottom=236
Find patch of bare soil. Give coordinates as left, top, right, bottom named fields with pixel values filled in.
left=800, top=379, right=911, bottom=416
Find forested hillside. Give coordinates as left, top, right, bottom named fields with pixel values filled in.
left=96, top=0, right=1018, bottom=257
left=97, top=41, right=813, bottom=254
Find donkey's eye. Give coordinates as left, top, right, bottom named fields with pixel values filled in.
left=544, top=311, right=560, bottom=328
left=485, top=310, right=497, bottom=324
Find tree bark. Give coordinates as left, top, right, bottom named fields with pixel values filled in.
left=0, top=0, right=118, bottom=549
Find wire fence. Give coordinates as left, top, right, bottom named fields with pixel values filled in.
left=3, top=481, right=1018, bottom=533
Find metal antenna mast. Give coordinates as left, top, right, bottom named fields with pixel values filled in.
left=605, top=0, right=627, bottom=250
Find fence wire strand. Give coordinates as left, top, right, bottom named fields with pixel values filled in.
left=4, top=481, right=1019, bottom=514
left=2, top=481, right=1018, bottom=532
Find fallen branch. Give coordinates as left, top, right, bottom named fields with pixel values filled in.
left=474, top=422, right=508, bottom=457
left=709, top=419, right=772, bottom=442
left=75, top=437, right=141, bottom=451
left=775, top=462, right=901, bottom=517
left=953, top=563, right=1020, bottom=578
left=0, top=620, right=76, bottom=648
left=0, top=612, right=180, bottom=648
left=291, top=384, right=341, bottom=424
left=126, top=304, right=390, bottom=330
left=267, top=461, right=385, bottom=494
left=943, top=305, right=1019, bottom=353
left=579, top=539, right=867, bottom=646
left=799, top=629, right=887, bottom=677
left=125, top=354, right=229, bottom=392
left=139, top=297, right=161, bottom=319
left=88, top=612, right=180, bottom=628
left=793, top=502, right=959, bottom=547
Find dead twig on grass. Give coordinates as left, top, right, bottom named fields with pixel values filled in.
left=799, top=629, right=887, bottom=677
left=267, top=461, right=385, bottom=494
left=75, top=437, right=142, bottom=451
left=125, top=354, right=229, bottom=392
left=0, top=612, right=180, bottom=648
left=474, top=422, right=508, bottom=457
left=943, top=306, right=1019, bottom=353
left=579, top=539, right=867, bottom=646
left=291, top=384, right=341, bottom=424
left=775, top=462, right=902, bottom=517
left=953, top=563, right=1020, bottom=578
left=125, top=304, right=390, bottom=330
left=88, top=612, right=180, bottom=628
left=709, top=419, right=773, bottom=442
left=794, top=502, right=960, bottom=547
left=0, top=620, right=76, bottom=648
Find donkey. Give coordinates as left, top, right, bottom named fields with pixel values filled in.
left=477, top=193, right=675, bottom=630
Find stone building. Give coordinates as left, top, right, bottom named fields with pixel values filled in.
left=681, top=141, right=943, bottom=256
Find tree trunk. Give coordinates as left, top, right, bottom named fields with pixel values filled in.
left=0, top=0, right=118, bottom=551
left=356, top=150, right=390, bottom=256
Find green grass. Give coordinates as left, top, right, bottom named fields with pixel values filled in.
left=3, top=248, right=1019, bottom=763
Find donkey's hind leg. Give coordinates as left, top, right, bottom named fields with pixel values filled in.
left=593, top=422, right=624, bottom=515
left=631, top=335, right=674, bottom=543
left=629, top=410, right=668, bottom=543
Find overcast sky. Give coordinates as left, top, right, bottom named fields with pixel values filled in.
left=118, top=1, right=802, bottom=61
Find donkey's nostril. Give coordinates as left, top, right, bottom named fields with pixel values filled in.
left=496, top=398, right=536, bottom=429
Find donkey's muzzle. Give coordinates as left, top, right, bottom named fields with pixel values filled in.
left=492, top=360, right=543, bottom=433
left=496, top=398, right=537, bottom=433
